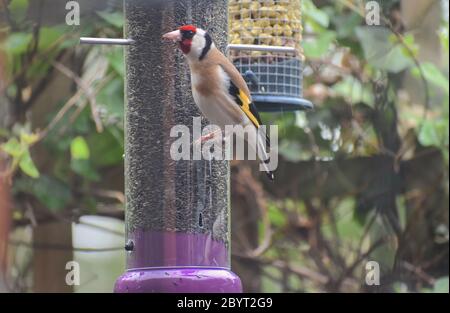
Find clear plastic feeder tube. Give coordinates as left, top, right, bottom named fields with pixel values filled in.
left=114, top=0, right=241, bottom=293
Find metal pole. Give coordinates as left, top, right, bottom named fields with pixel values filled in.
left=227, top=44, right=297, bottom=54
left=114, top=0, right=242, bottom=293
left=80, top=37, right=134, bottom=45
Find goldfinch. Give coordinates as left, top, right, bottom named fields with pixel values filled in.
left=163, top=25, right=274, bottom=181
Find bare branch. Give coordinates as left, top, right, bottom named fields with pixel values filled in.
left=9, top=240, right=123, bottom=253
left=51, top=61, right=104, bottom=133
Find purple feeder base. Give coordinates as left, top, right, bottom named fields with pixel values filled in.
left=114, top=268, right=242, bottom=293
left=114, top=231, right=242, bottom=293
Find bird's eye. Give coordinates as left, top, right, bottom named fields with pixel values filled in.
left=182, top=30, right=195, bottom=39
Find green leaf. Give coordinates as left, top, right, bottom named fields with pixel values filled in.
left=70, top=136, right=90, bottom=160
left=96, top=77, right=124, bottom=123
left=303, top=31, right=336, bottom=58
left=19, top=150, right=39, bottom=178
left=278, top=140, right=308, bottom=162
left=333, top=76, right=374, bottom=106
left=401, top=34, right=419, bottom=57
left=59, top=37, right=80, bottom=50
left=432, top=277, right=449, bottom=293
left=106, top=48, right=125, bottom=77
left=87, top=129, right=124, bottom=167
left=355, top=26, right=413, bottom=73
left=97, top=11, right=124, bottom=29
left=20, top=132, right=39, bottom=145
left=14, top=176, right=72, bottom=212
left=38, top=26, right=66, bottom=52
left=1, top=138, right=22, bottom=158
left=70, top=159, right=100, bottom=182
left=412, top=62, right=449, bottom=95
left=9, top=0, right=29, bottom=21
left=418, top=119, right=449, bottom=147
left=335, top=198, right=363, bottom=239
left=439, top=27, right=449, bottom=55
left=3, top=33, right=32, bottom=55
left=302, top=0, right=329, bottom=28
left=268, top=203, right=287, bottom=227
left=334, top=13, right=363, bottom=39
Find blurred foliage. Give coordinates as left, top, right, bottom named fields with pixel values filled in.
left=244, top=0, right=449, bottom=293
left=0, top=0, right=448, bottom=292
left=1, top=0, right=125, bottom=219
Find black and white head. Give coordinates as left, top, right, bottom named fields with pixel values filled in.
left=163, top=25, right=214, bottom=62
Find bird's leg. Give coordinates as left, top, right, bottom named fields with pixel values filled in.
left=201, top=131, right=217, bottom=143
left=193, top=129, right=222, bottom=146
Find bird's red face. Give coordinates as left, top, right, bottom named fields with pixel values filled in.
left=163, top=25, right=197, bottom=55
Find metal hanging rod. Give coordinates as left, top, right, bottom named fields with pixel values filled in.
left=80, top=37, right=135, bottom=46
left=226, top=44, right=296, bottom=54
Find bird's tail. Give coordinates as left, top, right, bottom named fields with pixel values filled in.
left=261, top=158, right=275, bottom=181
left=258, top=131, right=275, bottom=181
left=245, top=126, right=274, bottom=181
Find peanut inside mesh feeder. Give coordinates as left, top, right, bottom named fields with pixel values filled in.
left=229, top=0, right=312, bottom=112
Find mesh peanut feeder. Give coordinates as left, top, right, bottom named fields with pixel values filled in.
left=228, top=0, right=312, bottom=111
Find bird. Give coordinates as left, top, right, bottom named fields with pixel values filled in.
left=162, top=25, right=274, bottom=181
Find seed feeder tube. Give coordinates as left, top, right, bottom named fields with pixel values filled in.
left=113, top=0, right=242, bottom=293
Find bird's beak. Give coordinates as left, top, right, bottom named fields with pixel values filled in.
left=162, top=30, right=181, bottom=42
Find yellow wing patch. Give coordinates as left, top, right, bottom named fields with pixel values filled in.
left=237, top=90, right=260, bottom=128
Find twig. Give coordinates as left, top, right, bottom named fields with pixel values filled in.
left=400, top=261, right=436, bottom=285
left=271, top=259, right=329, bottom=285
left=38, top=87, right=85, bottom=140
left=355, top=212, right=377, bottom=258
left=388, top=27, right=431, bottom=142
left=260, top=267, right=298, bottom=292
left=335, top=237, right=386, bottom=289
left=42, top=73, right=114, bottom=140
left=233, top=253, right=329, bottom=285
left=246, top=202, right=273, bottom=258
left=88, top=189, right=125, bottom=204
left=0, top=0, right=15, bottom=30
left=68, top=73, right=114, bottom=125
left=51, top=61, right=104, bottom=133
left=27, top=0, right=44, bottom=63
left=9, top=240, right=124, bottom=253
left=338, top=0, right=432, bottom=139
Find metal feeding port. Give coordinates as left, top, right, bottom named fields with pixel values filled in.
left=228, top=0, right=312, bottom=112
